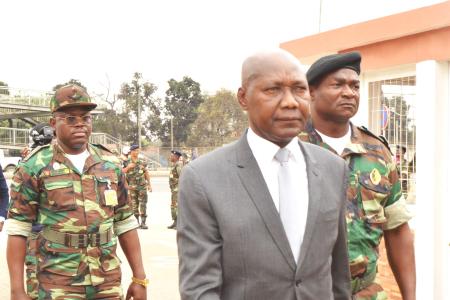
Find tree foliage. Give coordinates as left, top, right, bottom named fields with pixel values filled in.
left=187, top=89, right=247, bottom=147
left=0, top=81, right=9, bottom=95
left=52, top=79, right=87, bottom=91
left=94, top=72, right=161, bottom=144
left=160, top=76, right=204, bottom=146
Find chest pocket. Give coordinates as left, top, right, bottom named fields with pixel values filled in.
left=95, top=171, right=119, bottom=208
left=42, top=171, right=77, bottom=211
left=358, top=171, right=391, bottom=224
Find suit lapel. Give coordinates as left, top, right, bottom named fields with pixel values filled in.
left=296, top=141, right=323, bottom=272
left=233, top=136, right=297, bottom=271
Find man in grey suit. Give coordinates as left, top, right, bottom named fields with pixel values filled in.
left=177, top=49, right=351, bottom=300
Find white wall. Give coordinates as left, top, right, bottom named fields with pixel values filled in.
left=415, top=60, right=450, bottom=300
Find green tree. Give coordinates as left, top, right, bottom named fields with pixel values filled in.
left=52, top=79, right=87, bottom=91
left=187, top=89, right=247, bottom=146
left=116, top=72, right=161, bottom=143
left=0, top=81, right=9, bottom=95
left=161, top=76, right=204, bottom=146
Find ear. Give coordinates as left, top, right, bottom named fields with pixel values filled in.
left=237, top=87, right=248, bottom=111
left=50, top=116, right=56, bottom=129
left=308, top=85, right=317, bottom=103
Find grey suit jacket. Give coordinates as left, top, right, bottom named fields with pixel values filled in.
left=177, top=135, right=351, bottom=300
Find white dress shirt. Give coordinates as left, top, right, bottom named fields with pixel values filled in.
left=247, top=128, right=309, bottom=262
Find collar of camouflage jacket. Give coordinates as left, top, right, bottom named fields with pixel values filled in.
left=300, top=118, right=370, bottom=158
left=52, top=143, right=103, bottom=174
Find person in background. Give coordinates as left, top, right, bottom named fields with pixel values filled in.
left=0, top=163, right=8, bottom=232
left=122, top=144, right=152, bottom=229
left=167, top=150, right=183, bottom=230
left=21, top=123, right=55, bottom=299
left=300, top=51, right=415, bottom=300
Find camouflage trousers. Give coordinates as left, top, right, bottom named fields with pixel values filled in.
left=130, top=188, right=148, bottom=217
left=170, top=190, right=178, bottom=220
left=26, top=232, right=40, bottom=300
left=38, top=280, right=123, bottom=300
left=352, top=282, right=388, bottom=300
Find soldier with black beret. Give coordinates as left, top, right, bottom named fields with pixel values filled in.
left=122, top=144, right=152, bottom=229
left=168, top=150, right=183, bottom=229
left=299, top=52, right=416, bottom=300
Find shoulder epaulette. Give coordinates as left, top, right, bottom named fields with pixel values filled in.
left=23, top=144, right=51, bottom=162
left=358, top=126, right=392, bottom=154
left=91, top=143, right=113, bottom=154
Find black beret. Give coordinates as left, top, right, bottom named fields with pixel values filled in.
left=306, top=52, right=361, bottom=86
left=171, top=150, right=182, bottom=157
left=129, top=144, right=140, bottom=151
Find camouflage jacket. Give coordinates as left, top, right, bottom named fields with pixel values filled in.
left=125, top=157, right=148, bottom=190
left=169, top=161, right=183, bottom=192
left=8, top=143, right=136, bottom=286
left=299, top=119, right=412, bottom=288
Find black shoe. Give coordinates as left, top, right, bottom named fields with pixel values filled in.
left=167, top=220, right=177, bottom=229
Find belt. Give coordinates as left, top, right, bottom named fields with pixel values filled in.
left=42, top=227, right=113, bottom=248
left=351, top=269, right=377, bottom=293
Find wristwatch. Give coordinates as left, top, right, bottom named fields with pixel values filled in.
left=132, top=276, right=149, bottom=288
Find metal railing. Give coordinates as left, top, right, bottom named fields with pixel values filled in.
left=0, top=127, right=29, bottom=148
left=90, top=132, right=123, bottom=151
left=0, top=127, right=124, bottom=151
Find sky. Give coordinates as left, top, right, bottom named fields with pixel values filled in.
left=0, top=0, right=444, bottom=101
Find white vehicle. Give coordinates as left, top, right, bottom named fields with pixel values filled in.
left=0, top=149, right=21, bottom=173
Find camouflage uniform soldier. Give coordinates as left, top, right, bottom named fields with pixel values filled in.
left=167, top=150, right=182, bottom=229
left=7, top=84, right=147, bottom=300
left=300, top=52, right=415, bottom=300
left=123, top=144, right=152, bottom=229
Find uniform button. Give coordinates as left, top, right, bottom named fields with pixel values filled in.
left=295, top=280, right=302, bottom=287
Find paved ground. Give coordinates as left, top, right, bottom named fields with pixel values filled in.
left=0, top=177, right=180, bottom=299
left=0, top=174, right=418, bottom=300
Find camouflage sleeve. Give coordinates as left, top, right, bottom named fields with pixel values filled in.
left=7, top=166, right=39, bottom=236
left=384, top=197, right=413, bottom=230
left=113, top=167, right=134, bottom=223
left=6, top=219, right=32, bottom=237
left=383, top=153, right=413, bottom=230
left=114, top=215, right=139, bottom=236
left=384, top=157, right=403, bottom=207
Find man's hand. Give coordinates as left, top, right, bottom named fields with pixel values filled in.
left=128, top=162, right=136, bottom=170
left=147, top=185, right=152, bottom=192
left=125, top=282, right=147, bottom=300
left=0, top=221, right=4, bottom=232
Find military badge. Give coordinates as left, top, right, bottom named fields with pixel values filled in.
left=370, top=168, right=381, bottom=185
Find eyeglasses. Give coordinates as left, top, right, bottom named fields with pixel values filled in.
left=55, top=114, right=92, bottom=126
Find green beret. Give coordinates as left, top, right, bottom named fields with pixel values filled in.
left=306, top=52, right=361, bottom=86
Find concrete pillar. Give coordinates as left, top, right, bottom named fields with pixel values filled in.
left=415, top=60, right=449, bottom=300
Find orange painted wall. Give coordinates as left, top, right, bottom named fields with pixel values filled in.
left=280, top=1, right=450, bottom=70
left=346, top=27, right=450, bottom=71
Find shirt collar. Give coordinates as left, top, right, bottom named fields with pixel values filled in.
left=247, top=127, right=302, bottom=163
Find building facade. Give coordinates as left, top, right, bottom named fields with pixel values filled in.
left=281, top=2, right=450, bottom=299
